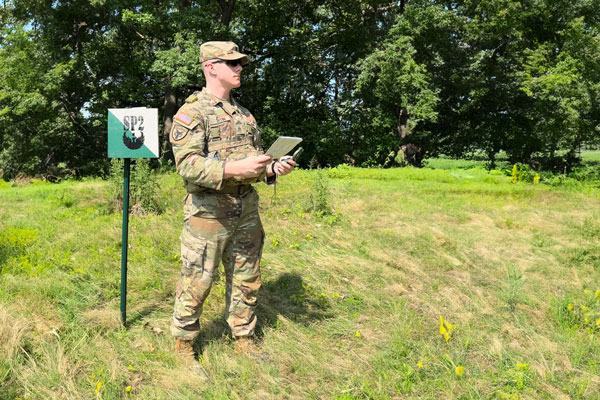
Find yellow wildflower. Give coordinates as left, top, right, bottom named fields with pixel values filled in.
left=417, top=361, right=423, bottom=369
left=455, top=366, right=465, bottom=377
left=95, top=382, right=102, bottom=395
left=567, top=304, right=573, bottom=311
left=595, top=289, right=600, bottom=300
left=355, top=331, right=361, bottom=338
left=439, top=316, right=453, bottom=342
left=126, top=386, right=132, bottom=392
left=511, top=165, right=519, bottom=183
left=127, top=364, right=135, bottom=371
left=596, top=318, right=600, bottom=326
left=516, top=363, right=528, bottom=369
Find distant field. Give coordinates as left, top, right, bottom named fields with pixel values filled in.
left=425, top=150, right=600, bottom=170
left=582, top=150, right=600, bottom=164
left=1, top=165, right=600, bottom=399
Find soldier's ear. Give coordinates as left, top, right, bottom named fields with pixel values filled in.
left=202, top=61, right=215, bottom=76
left=207, top=63, right=219, bottom=77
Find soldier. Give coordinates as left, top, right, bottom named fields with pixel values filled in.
left=169, top=41, right=295, bottom=360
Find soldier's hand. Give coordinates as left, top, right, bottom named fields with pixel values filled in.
left=273, top=158, right=296, bottom=176
left=224, top=155, right=273, bottom=179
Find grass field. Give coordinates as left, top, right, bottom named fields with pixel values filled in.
left=582, top=150, right=600, bottom=164
left=1, top=161, right=600, bottom=399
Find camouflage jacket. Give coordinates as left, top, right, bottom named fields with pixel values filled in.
left=169, top=88, right=273, bottom=193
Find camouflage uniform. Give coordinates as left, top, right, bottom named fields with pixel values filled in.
left=169, top=85, right=275, bottom=340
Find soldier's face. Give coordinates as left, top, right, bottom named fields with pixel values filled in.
left=211, top=59, right=243, bottom=90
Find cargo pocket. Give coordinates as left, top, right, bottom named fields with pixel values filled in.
left=176, top=240, right=209, bottom=301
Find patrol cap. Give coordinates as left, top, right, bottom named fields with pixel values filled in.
left=200, top=41, right=249, bottom=65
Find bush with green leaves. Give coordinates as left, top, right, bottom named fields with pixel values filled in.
left=107, top=159, right=165, bottom=214
left=506, top=163, right=539, bottom=183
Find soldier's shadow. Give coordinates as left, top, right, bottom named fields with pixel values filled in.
left=255, top=272, right=333, bottom=338
left=195, top=272, right=332, bottom=350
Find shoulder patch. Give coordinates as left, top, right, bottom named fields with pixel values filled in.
left=175, top=111, right=194, bottom=126
left=185, top=95, right=198, bottom=103
left=171, top=124, right=190, bottom=145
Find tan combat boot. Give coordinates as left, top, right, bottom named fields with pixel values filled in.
left=233, top=336, right=254, bottom=355
left=234, top=336, right=269, bottom=360
left=175, top=338, right=211, bottom=379
left=175, top=338, right=195, bottom=362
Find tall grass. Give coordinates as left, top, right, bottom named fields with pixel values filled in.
left=0, top=164, right=599, bottom=398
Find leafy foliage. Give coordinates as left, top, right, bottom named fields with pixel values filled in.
left=107, top=159, right=165, bottom=214
left=0, top=0, right=599, bottom=177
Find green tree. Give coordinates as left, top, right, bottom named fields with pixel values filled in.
left=1, top=0, right=599, bottom=177
left=352, top=34, right=439, bottom=166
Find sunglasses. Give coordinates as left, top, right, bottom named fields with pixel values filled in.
left=212, top=59, right=244, bottom=67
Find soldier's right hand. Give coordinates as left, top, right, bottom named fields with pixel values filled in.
left=224, top=155, right=273, bottom=179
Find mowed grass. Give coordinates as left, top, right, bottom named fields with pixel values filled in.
left=582, top=150, right=600, bottom=165
left=1, top=164, right=600, bottom=399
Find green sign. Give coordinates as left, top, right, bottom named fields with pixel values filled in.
left=108, top=108, right=159, bottom=158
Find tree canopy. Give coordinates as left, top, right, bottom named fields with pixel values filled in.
left=0, top=0, right=599, bottom=178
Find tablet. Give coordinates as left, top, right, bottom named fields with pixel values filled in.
left=265, top=136, right=303, bottom=159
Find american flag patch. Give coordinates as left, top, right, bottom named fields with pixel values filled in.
left=175, top=111, right=193, bottom=126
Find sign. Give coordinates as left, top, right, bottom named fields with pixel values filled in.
left=107, top=107, right=159, bottom=326
left=108, top=108, right=159, bottom=158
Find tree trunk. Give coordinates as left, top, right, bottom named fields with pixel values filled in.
left=218, top=0, right=236, bottom=27
left=162, top=84, right=177, bottom=162
left=334, top=48, right=339, bottom=102
left=397, top=106, right=408, bottom=140
left=486, top=150, right=496, bottom=170
left=396, top=107, right=422, bottom=166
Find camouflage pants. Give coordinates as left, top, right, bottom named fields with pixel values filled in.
left=171, top=189, right=264, bottom=340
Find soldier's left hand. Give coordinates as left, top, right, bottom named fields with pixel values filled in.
left=273, top=158, right=296, bottom=176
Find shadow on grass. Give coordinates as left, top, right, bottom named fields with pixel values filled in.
left=126, top=290, right=174, bottom=327
left=193, top=273, right=333, bottom=351
left=255, top=272, right=333, bottom=338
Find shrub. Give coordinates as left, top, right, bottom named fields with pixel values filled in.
left=506, top=163, right=538, bottom=183
left=328, top=164, right=353, bottom=179
left=107, top=159, right=165, bottom=214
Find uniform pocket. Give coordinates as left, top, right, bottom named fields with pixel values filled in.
left=176, top=239, right=211, bottom=302
left=216, top=116, right=234, bottom=139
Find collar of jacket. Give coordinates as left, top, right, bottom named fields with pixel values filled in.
left=203, top=88, right=240, bottom=116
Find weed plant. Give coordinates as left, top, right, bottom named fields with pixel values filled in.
left=301, top=168, right=340, bottom=224
left=107, top=159, right=166, bottom=214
